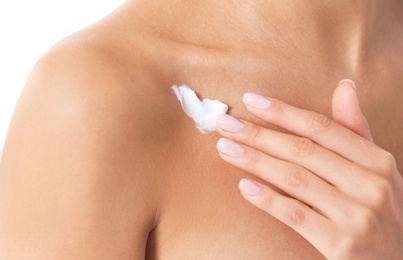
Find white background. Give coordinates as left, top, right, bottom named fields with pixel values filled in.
left=0, top=0, right=125, bottom=157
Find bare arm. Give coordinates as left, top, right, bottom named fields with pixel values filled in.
left=0, top=42, right=163, bottom=259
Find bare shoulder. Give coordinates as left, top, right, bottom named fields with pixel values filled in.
left=0, top=34, right=174, bottom=258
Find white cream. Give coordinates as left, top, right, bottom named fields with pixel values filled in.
left=172, top=85, right=228, bottom=134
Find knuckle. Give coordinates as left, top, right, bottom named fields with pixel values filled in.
left=284, top=202, right=306, bottom=225
left=360, top=211, right=378, bottom=234
left=270, top=99, right=286, bottom=118
left=367, top=178, right=392, bottom=208
left=243, top=149, right=260, bottom=172
left=259, top=191, right=275, bottom=211
left=352, top=207, right=379, bottom=235
left=288, top=137, right=315, bottom=157
left=285, top=167, right=308, bottom=189
left=360, top=141, right=392, bottom=172
left=309, top=112, right=333, bottom=135
left=358, top=138, right=375, bottom=156
left=377, top=150, right=397, bottom=175
left=247, top=124, right=263, bottom=144
left=243, top=151, right=273, bottom=180
left=332, top=236, right=359, bottom=259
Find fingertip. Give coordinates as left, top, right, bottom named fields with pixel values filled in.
left=338, top=79, right=356, bottom=92
left=332, top=79, right=361, bottom=125
left=242, top=93, right=271, bottom=110
left=238, top=178, right=261, bottom=197
left=333, top=79, right=358, bottom=106
left=216, top=114, right=245, bottom=133
left=333, top=78, right=373, bottom=141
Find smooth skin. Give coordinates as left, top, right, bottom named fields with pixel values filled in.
left=1, top=0, right=403, bottom=258
left=216, top=80, right=403, bottom=259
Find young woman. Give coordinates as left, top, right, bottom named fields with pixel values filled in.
left=1, top=0, right=402, bottom=258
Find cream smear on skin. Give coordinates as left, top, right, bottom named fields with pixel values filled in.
left=172, top=85, right=229, bottom=134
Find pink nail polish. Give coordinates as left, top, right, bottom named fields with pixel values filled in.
left=217, top=114, right=244, bottom=133
left=216, top=138, right=244, bottom=158
left=243, top=93, right=271, bottom=109
left=338, top=79, right=356, bottom=91
left=238, top=179, right=261, bottom=196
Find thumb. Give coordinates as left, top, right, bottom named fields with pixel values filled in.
left=332, top=79, right=373, bottom=142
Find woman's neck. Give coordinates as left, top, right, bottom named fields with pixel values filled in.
left=125, top=0, right=403, bottom=72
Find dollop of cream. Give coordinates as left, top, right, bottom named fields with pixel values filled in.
left=172, top=85, right=228, bottom=134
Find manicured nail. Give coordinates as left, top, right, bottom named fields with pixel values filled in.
left=217, top=114, right=244, bottom=133
left=216, top=138, right=244, bottom=158
left=238, top=179, right=261, bottom=196
left=243, top=93, right=271, bottom=109
left=338, top=79, right=356, bottom=91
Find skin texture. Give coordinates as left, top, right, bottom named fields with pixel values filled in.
left=0, top=0, right=402, bottom=259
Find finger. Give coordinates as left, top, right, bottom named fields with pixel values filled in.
left=242, top=93, right=382, bottom=170
left=217, top=117, right=367, bottom=194
left=332, top=79, right=373, bottom=141
left=216, top=137, right=353, bottom=222
left=237, top=178, right=335, bottom=256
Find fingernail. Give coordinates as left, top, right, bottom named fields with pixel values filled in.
left=217, top=114, right=244, bottom=133
left=338, top=79, right=356, bottom=91
left=238, top=179, right=261, bottom=196
left=216, top=138, right=244, bottom=158
left=243, top=93, right=271, bottom=109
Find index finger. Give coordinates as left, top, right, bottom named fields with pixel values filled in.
left=242, top=93, right=380, bottom=169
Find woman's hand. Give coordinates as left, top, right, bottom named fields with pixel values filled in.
left=216, top=80, right=403, bottom=259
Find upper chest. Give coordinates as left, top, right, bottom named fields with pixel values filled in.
left=144, top=44, right=402, bottom=259
left=162, top=46, right=403, bottom=167
left=146, top=126, right=323, bottom=259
